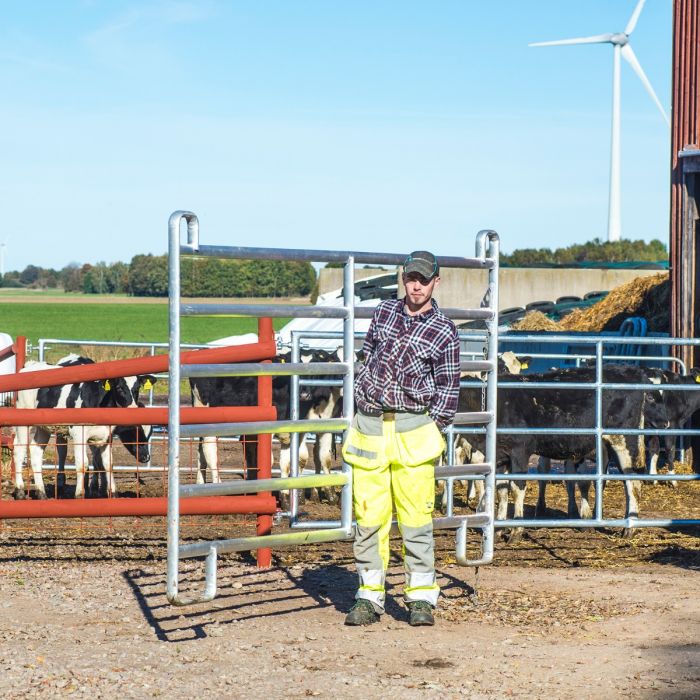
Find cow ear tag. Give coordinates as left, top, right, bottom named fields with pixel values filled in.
left=281, top=358, right=285, bottom=363
left=521, top=362, right=529, bottom=370
left=695, top=375, right=700, bottom=383
left=143, top=379, right=153, bottom=390
left=104, top=380, right=111, bottom=391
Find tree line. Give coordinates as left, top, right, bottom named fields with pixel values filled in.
left=4, top=256, right=316, bottom=297
left=500, top=238, right=668, bottom=266
left=4, top=238, right=667, bottom=296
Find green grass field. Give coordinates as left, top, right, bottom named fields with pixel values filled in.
left=0, top=302, right=291, bottom=351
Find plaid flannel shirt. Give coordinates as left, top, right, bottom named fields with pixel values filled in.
left=355, top=298, right=460, bottom=430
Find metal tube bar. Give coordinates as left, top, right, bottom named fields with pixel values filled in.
left=167, top=210, right=189, bottom=606
left=185, top=244, right=493, bottom=269
left=497, top=473, right=699, bottom=482
left=180, top=473, right=349, bottom=498
left=182, top=362, right=349, bottom=378
left=181, top=418, right=348, bottom=439
left=0, top=405, right=276, bottom=426
left=0, top=338, right=277, bottom=393
left=289, top=333, right=301, bottom=523
left=496, top=518, right=700, bottom=528
left=179, top=527, right=352, bottom=559
left=0, top=495, right=277, bottom=519
left=341, top=256, right=355, bottom=536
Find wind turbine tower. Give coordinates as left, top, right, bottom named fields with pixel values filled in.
left=530, top=0, right=669, bottom=242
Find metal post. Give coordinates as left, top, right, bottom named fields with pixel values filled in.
left=166, top=210, right=200, bottom=605
left=341, top=256, right=355, bottom=535
left=256, top=317, right=274, bottom=568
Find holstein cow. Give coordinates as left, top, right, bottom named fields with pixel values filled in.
left=644, top=367, right=700, bottom=484
left=535, top=367, right=700, bottom=519
left=439, top=352, right=530, bottom=512
left=460, top=364, right=648, bottom=541
left=189, top=349, right=342, bottom=505
left=13, top=355, right=155, bottom=499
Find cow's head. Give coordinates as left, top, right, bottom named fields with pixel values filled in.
left=113, top=401, right=152, bottom=463
left=104, top=375, right=157, bottom=407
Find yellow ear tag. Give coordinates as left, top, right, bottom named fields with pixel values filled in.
left=695, top=375, right=700, bottom=383
left=521, top=362, right=529, bottom=370
left=143, top=379, right=153, bottom=390
left=104, top=380, right=111, bottom=391
left=281, top=358, right=285, bottom=363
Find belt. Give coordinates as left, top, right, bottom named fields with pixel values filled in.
left=382, top=411, right=396, bottom=421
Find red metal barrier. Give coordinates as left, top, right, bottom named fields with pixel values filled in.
left=0, top=495, right=277, bottom=519
left=0, top=405, right=276, bottom=426
left=0, top=338, right=277, bottom=393
left=256, top=318, right=274, bottom=568
left=3, top=320, right=284, bottom=565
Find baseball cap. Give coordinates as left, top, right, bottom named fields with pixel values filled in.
left=403, top=250, right=439, bottom=279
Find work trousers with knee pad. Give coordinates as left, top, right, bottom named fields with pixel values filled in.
left=342, top=410, right=445, bottom=614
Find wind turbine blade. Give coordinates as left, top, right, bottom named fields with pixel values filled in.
left=621, top=44, right=670, bottom=126
left=625, top=0, right=647, bottom=35
left=529, top=34, right=614, bottom=47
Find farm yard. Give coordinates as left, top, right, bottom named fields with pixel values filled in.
left=0, top=290, right=699, bottom=698
left=0, top=435, right=699, bottom=698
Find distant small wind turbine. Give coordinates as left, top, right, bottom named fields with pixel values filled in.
left=530, top=0, right=669, bottom=243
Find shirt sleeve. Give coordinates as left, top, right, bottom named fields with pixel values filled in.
left=428, top=325, right=461, bottom=430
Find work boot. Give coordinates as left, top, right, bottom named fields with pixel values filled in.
left=344, top=599, right=379, bottom=626
left=408, top=600, right=435, bottom=626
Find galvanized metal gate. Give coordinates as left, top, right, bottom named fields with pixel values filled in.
left=165, top=210, right=500, bottom=605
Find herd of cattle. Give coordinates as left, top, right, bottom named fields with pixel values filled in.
left=8, top=349, right=700, bottom=538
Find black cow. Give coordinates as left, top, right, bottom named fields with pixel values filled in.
left=189, top=350, right=342, bottom=503
left=460, top=365, right=648, bottom=540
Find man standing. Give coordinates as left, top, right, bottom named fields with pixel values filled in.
left=342, top=250, right=460, bottom=626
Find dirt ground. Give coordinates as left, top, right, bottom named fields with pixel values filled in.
left=1, top=441, right=699, bottom=699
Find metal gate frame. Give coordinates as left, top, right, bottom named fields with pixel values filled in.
left=165, top=210, right=501, bottom=605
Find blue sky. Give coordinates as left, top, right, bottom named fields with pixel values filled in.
left=1, top=1, right=672, bottom=272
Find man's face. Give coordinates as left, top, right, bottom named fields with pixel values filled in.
left=403, top=271, right=439, bottom=306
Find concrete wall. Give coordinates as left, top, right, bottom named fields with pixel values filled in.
left=317, top=268, right=396, bottom=296
left=399, top=268, right=663, bottom=310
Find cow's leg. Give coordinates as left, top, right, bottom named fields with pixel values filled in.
left=535, top=457, right=551, bottom=517
left=197, top=436, right=219, bottom=484
left=664, top=434, right=678, bottom=488
left=277, top=433, right=292, bottom=510
left=577, top=463, right=593, bottom=520
left=609, top=439, right=641, bottom=538
left=56, top=432, right=69, bottom=497
left=647, top=435, right=660, bottom=486
left=72, top=428, right=88, bottom=499
left=467, top=444, right=485, bottom=509
left=315, top=432, right=336, bottom=504
left=28, top=427, right=50, bottom=500
left=562, top=460, right=581, bottom=519
left=96, top=438, right=117, bottom=497
left=504, top=449, right=529, bottom=544
left=12, top=426, right=30, bottom=499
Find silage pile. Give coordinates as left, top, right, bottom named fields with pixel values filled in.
left=510, top=273, right=670, bottom=333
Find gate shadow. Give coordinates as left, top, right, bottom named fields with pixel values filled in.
left=123, top=558, right=476, bottom=643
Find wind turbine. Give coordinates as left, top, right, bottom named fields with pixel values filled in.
left=530, top=0, right=669, bottom=242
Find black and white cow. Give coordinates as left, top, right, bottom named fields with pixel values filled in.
left=13, top=355, right=155, bottom=499
left=459, top=364, right=648, bottom=540
left=535, top=367, right=700, bottom=519
left=189, top=349, right=342, bottom=504
left=644, top=368, right=700, bottom=485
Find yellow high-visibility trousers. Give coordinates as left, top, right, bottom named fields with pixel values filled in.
left=342, top=411, right=444, bottom=613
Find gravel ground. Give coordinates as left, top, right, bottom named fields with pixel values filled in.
left=0, top=520, right=698, bottom=700
left=2, top=440, right=699, bottom=698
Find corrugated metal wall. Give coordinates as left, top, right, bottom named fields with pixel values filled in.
left=670, top=0, right=700, bottom=367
